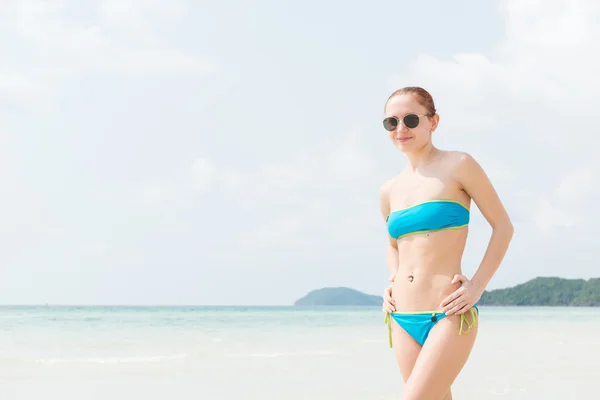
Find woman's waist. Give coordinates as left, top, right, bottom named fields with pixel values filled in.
left=390, top=269, right=463, bottom=311
left=395, top=257, right=463, bottom=277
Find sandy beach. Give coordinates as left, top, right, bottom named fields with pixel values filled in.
left=0, top=305, right=598, bottom=399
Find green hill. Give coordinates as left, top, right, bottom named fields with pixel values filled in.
left=293, top=287, right=382, bottom=306
left=294, top=277, right=599, bottom=307
left=479, top=277, right=600, bottom=306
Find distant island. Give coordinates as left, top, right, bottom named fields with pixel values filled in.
left=294, top=277, right=599, bottom=307
left=478, top=276, right=599, bottom=306
left=294, top=287, right=383, bottom=306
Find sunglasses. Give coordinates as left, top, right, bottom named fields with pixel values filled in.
left=382, top=113, right=433, bottom=131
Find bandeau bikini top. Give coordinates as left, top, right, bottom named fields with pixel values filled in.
left=386, top=200, right=470, bottom=240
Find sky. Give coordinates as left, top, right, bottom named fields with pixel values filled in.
left=0, top=0, right=598, bottom=305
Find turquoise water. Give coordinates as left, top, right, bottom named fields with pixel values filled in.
left=1, top=305, right=599, bottom=399
left=3, top=304, right=598, bottom=323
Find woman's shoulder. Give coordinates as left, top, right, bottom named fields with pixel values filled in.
left=441, top=149, right=476, bottom=163
left=441, top=150, right=487, bottom=187
left=379, top=175, right=397, bottom=199
left=441, top=150, right=481, bottom=172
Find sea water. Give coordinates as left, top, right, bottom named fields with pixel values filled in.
left=1, top=305, right=599, bottom=399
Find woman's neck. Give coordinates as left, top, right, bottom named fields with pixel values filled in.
left=404, top=143, right=440, bottom=172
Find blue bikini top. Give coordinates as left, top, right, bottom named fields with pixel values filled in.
left=386, top=200, right=470, bottom=240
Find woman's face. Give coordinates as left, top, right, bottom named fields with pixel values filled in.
left=383, top=94, right=438, bottom=153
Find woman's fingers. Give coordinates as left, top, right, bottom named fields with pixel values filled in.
left=445, top=299, right=469, bottom=315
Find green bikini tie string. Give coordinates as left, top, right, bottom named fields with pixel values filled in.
left=459, top=307, right=478, bottom=335
left=384, top=313, right=393, bottom=348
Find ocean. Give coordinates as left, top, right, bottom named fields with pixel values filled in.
left=1, top=305, right=598, bottom=399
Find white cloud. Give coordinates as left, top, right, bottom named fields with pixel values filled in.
left=0, top=0, right=213, bottom=109
left=128, top=157, right=219, bottom=208
left=134, top=182, right=177, bottom=207
left=325, top=134, right=380, bottom=184
left=532, top=197, right=576, bottom=234
left=503, top=0, right=591, bottom=48
left=81, top=241, right=107, bottom=256
left=199, top=132, right=385, bottom=250
left=191, top=157, right=217, bottom=192
left=530, top=164, right=598, bottom=233
left=239, top=214, right=311, bottom=251
left=555, top=165, right=596, bottom=205
left=99, top=0, right=185, bottom=32
left=0, top=70, right=43, bottom=106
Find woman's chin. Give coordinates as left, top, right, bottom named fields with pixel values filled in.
left=394, top=140, right=414, bottom=152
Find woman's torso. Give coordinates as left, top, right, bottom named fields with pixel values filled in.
left=388, top=151, right=472, bottom=311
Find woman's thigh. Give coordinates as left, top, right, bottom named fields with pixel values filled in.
left=401, top=312, right=478, bottom=400
left=391, top=321, right=422, bottom=382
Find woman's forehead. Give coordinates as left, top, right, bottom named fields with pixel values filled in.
left=385, top=94, right=425, bottom=115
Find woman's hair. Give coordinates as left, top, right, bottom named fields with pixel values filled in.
left=384, top=86, right=437, bottom=116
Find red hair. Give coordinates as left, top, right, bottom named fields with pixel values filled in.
left=385, top=86, right=437, bottom=115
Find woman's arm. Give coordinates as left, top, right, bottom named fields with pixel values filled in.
left=380, top=179, right=399, bottom=282
left=455, top=152, right=514, bottom=293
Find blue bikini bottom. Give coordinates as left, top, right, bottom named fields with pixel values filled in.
left=384, top=304, right=479, bottom=347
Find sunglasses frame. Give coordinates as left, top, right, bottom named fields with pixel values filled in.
left=383, top=113, right=434, bottom=131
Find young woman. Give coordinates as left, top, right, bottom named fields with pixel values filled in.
left=379, top=86, right=514, bottom=400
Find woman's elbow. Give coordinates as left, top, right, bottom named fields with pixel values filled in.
left=497, top=217, right=514, bottom=240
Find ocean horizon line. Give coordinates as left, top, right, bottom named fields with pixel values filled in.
left=0, top=304, right=596, bottom=308
left=0, top=303, right=376, bottom=307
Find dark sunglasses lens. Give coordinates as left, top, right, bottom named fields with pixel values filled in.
left=404, top=114, right=420, bottom=129
left=383, top=117, right=397, bottom=131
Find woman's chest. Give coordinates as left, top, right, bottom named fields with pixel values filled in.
left=389, top=175, right=456, bottom=209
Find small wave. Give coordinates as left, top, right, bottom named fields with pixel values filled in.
left=231, top=350, right=336, bottom=358
left=35, top=354, right=187, bottom=365
left=488, top=387, right=528, bottom=395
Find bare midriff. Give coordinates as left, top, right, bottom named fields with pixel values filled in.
left=390, top=226, right=469, bottom=312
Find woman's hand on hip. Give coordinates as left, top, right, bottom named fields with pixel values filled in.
left=382, top=285, right=396, bottom=313
left=439, top=274, right=482, bottom=315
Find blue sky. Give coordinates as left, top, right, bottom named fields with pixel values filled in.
left=0, top=0, right=597, bottom=305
